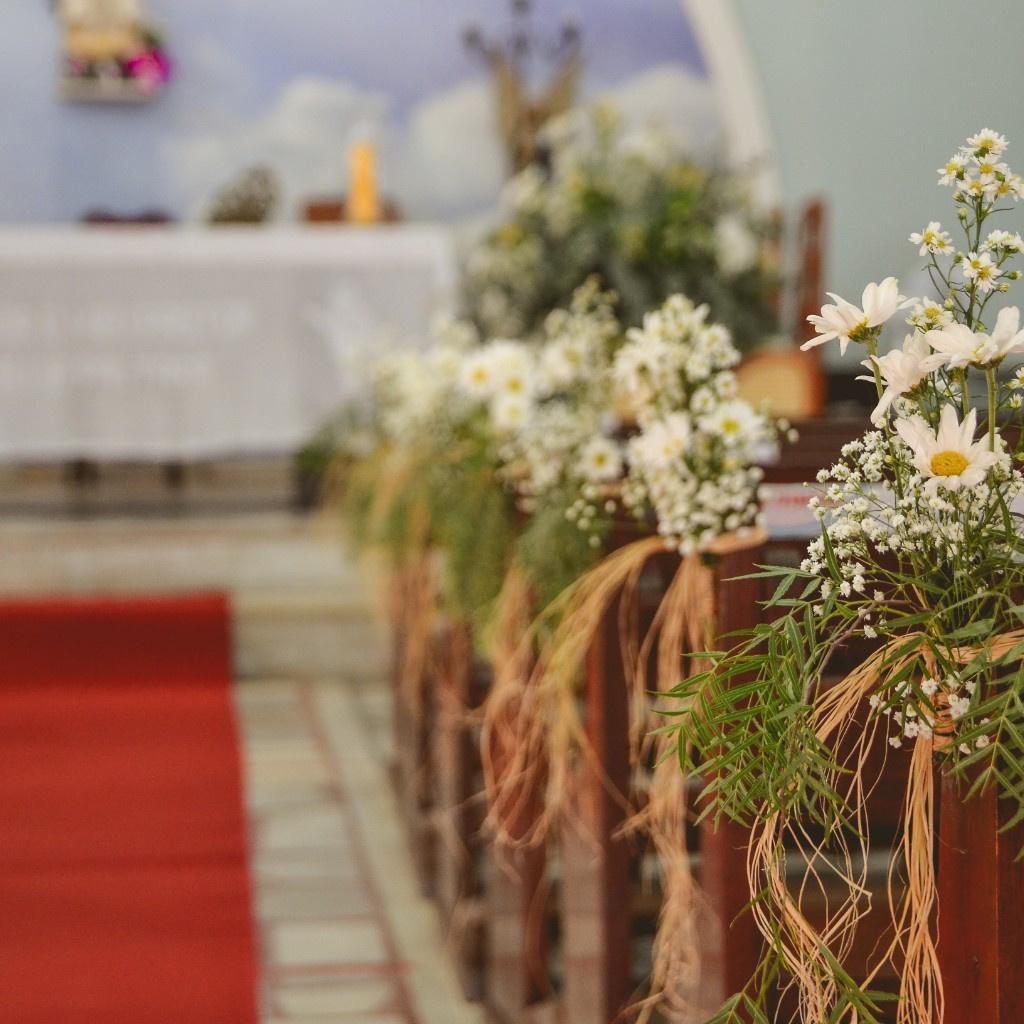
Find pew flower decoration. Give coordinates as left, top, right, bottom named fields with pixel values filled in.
left=613, top=294, right=774, bottom=554
left=346, top=317, right=518, bottom=625
left=484, top=289, right=780, bottom=1020
left=672, top=130, right=1024, bottom=1024
left=492, top=280, right=620, bottom=519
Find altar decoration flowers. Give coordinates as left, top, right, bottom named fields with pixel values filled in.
left=59, top=0, right=171, bottom=100
left=463, top=105, right=779, bottom=353
left=480, top=288, right=778, bottom=1020
left=670, top=129, right=1024, bottom=1024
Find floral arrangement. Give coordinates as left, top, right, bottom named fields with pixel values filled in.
left=341, top=254, right=784, bottom=1017
left=463, top=105, right=779, bottom=352
left=613, top=293, right=774, bottom=553
left=454, top=281, right=777, bottom=607
left=60, top=1, right=171, bottom=98
left=471, top=288, right=779, bottom=1020
left=671, top=129, right=1024, bottom=1023
left=349, top=276, right=778, bottom=615
left=345, top=316, right=518, bottom=626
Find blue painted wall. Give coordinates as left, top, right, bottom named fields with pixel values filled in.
left=0, top=1, right=713, bottom=223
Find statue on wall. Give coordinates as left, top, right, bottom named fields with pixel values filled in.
left=464, top=0, right=582, bottom=174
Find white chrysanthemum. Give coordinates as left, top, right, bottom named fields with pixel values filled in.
left=630, top=412, right=691, bottom=470
left=960, top=251, right=1002, bottom=294
left=894, top=406, right=1000, bottom=494
left=803, top=278, right=912, bottom=355
left=577, top=435, right=623, bottom=483
left=923, top=307, right=1024, bottom=370
left=460, top=350, right=497, bottom=399
left=909, top=221, right=953, bottom=256
left=860, top=334, right=932, bottom=424
left=966, top=128, right=1008, bottom=157
left=490, top=392, right=532, bottom=433
left=699, top=400, right=763, bottom=448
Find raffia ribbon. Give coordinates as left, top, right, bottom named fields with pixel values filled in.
left=480, top=528, right=765, bottom=1022
left=744, top=626, right=1024, bottom=1024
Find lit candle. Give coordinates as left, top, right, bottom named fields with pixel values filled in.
left=348, top=141, right=381, bottom=224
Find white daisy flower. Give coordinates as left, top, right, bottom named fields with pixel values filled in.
left=577, top=436, right=623, bottom=483
left=966, top=128, right=1008, bottom=158
left=937, top=154, right=967, bottom=186
left=860, top=333, right=932, bottom=424
left=894, top=405, right=1000, bottom=494
left=960, top=251, right=1002, bottom=293
left=699, top=400, right=763, bottom=447
left=803, top=277, right=911, bottom=355
left=909, top=221, right=953, bottom=256
left=923, top=307, right=1024, bottom=370
left=490, top=392, right=532, bottom=432
left=459, top=350, right=497, bottom=399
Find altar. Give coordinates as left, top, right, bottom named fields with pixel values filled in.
left=0, top=226, right=456, bottom=460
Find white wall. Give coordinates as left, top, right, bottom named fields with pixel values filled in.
left=731, top=0, right=1024, bottom=360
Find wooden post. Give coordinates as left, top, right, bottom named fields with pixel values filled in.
left=698, top=544, right=764, bottom=1007
left=390, top=564, right=436, bottom=896
left=484, top=709, right=554, bottom=1023
left=937, top=774, right=1024, bottom=1022
left=560, top=588, right=634, bottom=1024
left=432, top=620, right=487, bottom=1000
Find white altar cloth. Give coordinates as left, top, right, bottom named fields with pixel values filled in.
left=0, top=225, right=456, bottom=460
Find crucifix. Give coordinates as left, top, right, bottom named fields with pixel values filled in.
left=464, top=0, right=583, bottom=175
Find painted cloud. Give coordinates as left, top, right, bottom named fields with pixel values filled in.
left=167, top=61, right=720, bottom=223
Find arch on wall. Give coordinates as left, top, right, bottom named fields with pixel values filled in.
left=681, top=0, right=779, bottom=204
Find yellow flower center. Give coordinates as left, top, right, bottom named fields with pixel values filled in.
left=721, top=418, right=740, bottom=434
left=848, top=317, right=872, bottom=342
left=471, top=367, right=488, bottom=384
left=930, top=450, right=968, bottom=477
left=496, top=223, right=524, bottom=248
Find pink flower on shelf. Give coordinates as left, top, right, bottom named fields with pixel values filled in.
left=124, top=48, right=171, bottom=94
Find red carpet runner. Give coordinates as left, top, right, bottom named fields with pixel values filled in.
left=0, top=594, right=259, bottom=1023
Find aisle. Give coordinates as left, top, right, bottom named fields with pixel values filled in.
left=239, top=678, right=483, bottom=1024
left=0, top=594, right=259, bottom=1024
left=0, top=513, right=482, bottom=1024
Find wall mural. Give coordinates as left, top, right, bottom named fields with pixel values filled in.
left=5, top=0, right=723, bottom=223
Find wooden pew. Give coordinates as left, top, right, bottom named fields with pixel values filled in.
left=389, top=562, right=437, bottom=895
left=938, top=775, right=1024, bottom=1021
left=430, top=620, right=489, bottom=1000
left=397, top=417, right=907, bottom=1022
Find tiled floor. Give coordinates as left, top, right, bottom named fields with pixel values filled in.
left=237, top=679, right=483, bottom=1024
left=238, top=679, right=417, bottom=1023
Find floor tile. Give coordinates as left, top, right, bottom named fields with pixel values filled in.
left=269, top=920, right=390, bottom=968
